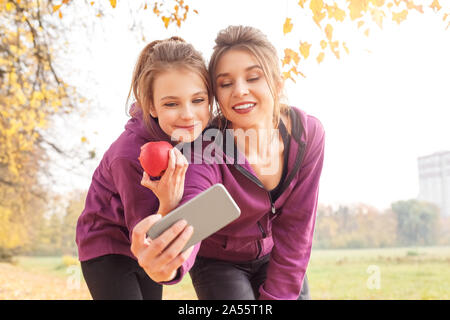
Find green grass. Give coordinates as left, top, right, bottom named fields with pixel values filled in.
left=307, top=246, right=450, bottom=299
left=14, top=256, right=72, bottom=278
left=11, top=246, right=450, bottom=299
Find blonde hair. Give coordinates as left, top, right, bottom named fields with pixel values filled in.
left=208, top=25, right=289, bottom=130
left=128, top=37, right=213, bottom=136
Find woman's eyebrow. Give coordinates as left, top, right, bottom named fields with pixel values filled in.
left=160, top=91, right=207, bottom=101
left=160, top=96, right=178, bottom=101
left=216, top=65, right=262, bottom=79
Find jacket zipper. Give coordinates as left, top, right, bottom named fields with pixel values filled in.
left=232, top=111, right=306, bottom=258
left=236, top=164, right=274, bottom=258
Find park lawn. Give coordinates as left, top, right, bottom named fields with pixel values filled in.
left=5, top=255, right=197, bottom=300
left=307, top=246, right=450, bottom=299
left=1, top=246, right=449, bottom=300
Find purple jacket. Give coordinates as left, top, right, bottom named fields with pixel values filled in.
left=174, top=106, right=325, bottom=300
left=76, top=105, right=171, bottom=261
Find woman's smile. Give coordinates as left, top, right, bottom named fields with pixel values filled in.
left=232, top=102, right=256, bottom=114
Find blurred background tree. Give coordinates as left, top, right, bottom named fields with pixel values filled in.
left=391, top=199, right=440, bottom=246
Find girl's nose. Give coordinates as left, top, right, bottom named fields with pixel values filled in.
left=181, top=104, right=195, bottom=120
left=232, top=79, right=249, bottom=97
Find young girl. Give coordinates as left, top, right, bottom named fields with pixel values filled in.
left=75, top=37, right=212, bottom=300
left=133, top=25, right=325, bottom=300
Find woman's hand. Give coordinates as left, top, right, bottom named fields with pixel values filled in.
left=141, top=147, right=188, bottom=215
left=131, top=214, right=194, bottom=283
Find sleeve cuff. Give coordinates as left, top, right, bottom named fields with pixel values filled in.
left=258, top=284, right=279, bottom=300
left=158, top=243, right=201, bottom=285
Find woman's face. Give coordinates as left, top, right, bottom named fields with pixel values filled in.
left=214, top=49, right=275, bottom=130
left=150, top=68, right=210, bottom=142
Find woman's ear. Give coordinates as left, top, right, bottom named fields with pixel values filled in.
left=276, top=78, right=285, bottom=97
left=149, top=105, right=157, bottom=118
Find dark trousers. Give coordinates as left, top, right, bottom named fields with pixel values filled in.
left=189, top=254, right=310, bottom=300
left=81, top=254, right=162, bottom=300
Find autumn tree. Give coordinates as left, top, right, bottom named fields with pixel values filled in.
left=391, top=199, right=439, bottom=246
left=313, top=203, right=397, bottom=249
left=0, top=0, right=81, bottom=259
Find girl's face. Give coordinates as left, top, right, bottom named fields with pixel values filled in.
left=150, top=68, right=210, bottom=142
left=215, top=49, right=275, bottom=130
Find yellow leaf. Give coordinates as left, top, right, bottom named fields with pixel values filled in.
left=298, top=0, right=307, bottom=8
left=364, top=28, right=370, bottom=36
left=6, top=2, right=14, bottom=11
left=193, top=9, right=199, bottom=14
left=110, top=0, right=116, bottom=9
left=324, top=24, right=333, bottom=40
left=153, top=4, right=161, bottom=15
left=357, top=20, right=365, bottom=28
left=370, top=8, right=385, bottom=28
left=430, top=0, right=441, bottom=11
left=326, top=3, right=345, bottom=22
left=144, top=3, right=147, bottom=10
left=348, top=0, right=368, bottom=20
left=162, top=16, right=170, bottom=28
left=406, top=2, right=423, bottom=13
left=59, top=10, right=63, bottom=19
left=299, top=42, right=311, bottom=59
left=283, top=48, right=300, bottom=66
left=392, top=10, right=408, bottom=24
left=343, top=42, right=349, bottom=54
left=283, top=18, right=293, bottom=34
left=330, top=41, right=340, bottom=59
left=370, top=0, right=385, bottom=7
left=317, top=52, right=325, bottom=64
left=53, top=5, right=62, bottom=13
left=90, top=1, right=95, bottom=5
left=282, top=71, right=295, bottom=82
left=310, top=0, right=326, bottom=26
left=81, top=136, right=88, bottom=143
left=330, top=40, right=339, bottom=51
left=320, top=40, right=327, bottom=49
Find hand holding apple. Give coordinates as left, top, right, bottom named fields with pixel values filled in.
left=138, top=141, right=173, bottom=177
left=140, top=144, right=189, bottom=216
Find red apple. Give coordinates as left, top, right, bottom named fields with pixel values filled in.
left=138, top=141, right=173, bottom=177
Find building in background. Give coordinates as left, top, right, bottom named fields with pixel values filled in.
left=418, top=151, right=450, bottom=217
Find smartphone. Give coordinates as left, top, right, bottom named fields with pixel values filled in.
left=146, top=184, right=241, bottom=252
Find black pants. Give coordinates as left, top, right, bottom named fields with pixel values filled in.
left=189, top=254, right=310, bottom=300
left=81, top=254, right=162, bottom=300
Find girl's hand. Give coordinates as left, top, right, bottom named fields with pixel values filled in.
left=141, top=147, right=188, bottom=215
left=131, top=214, right=194, bottom=283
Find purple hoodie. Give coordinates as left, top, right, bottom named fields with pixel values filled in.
left=172, top=106, right=325, bottom=300
left=76, top=105, right=171, bottom=262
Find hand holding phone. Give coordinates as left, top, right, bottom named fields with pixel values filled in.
left=147, top=184, right=241, bottom=252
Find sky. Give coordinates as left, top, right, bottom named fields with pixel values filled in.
left=52, top=0, right=450, bottom=211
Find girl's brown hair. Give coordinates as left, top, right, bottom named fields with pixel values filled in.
left=208, top=25, right=289, bottom=130
left=127, top=36, right=213, bottom=136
